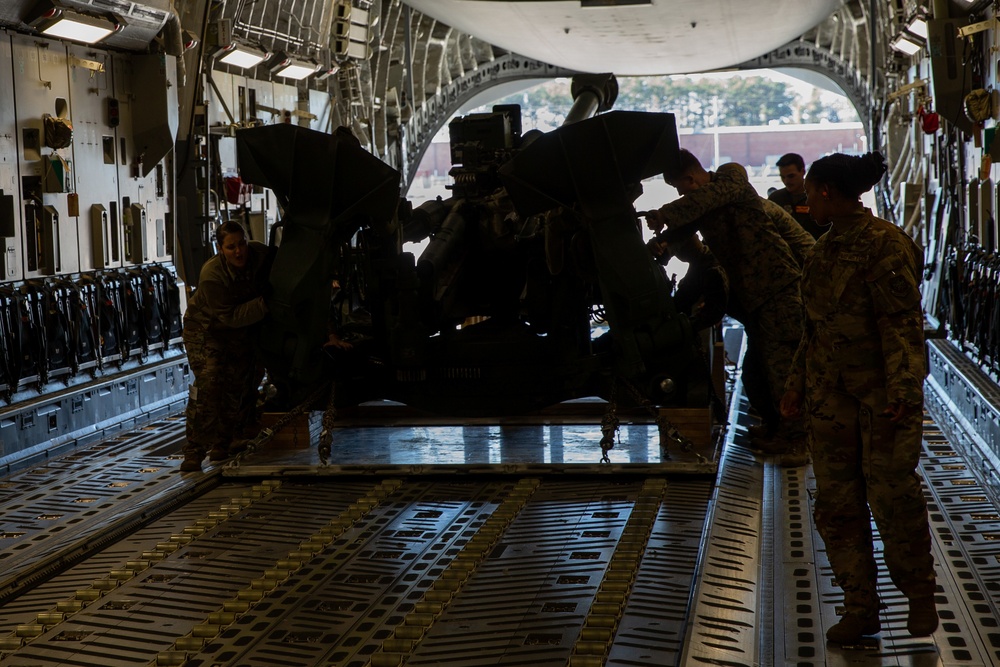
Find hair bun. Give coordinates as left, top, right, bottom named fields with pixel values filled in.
left=859, top=152, right=887, bottom=189
left=806, top=151, right=886, bottom=198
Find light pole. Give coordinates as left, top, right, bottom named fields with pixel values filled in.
left=712, top=95, right=721, bottom=169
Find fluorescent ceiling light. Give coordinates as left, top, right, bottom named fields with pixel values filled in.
left=315, top=65, right=340, bottom=81
left=217, top=43, right=268, bottom=69
left=906, top=16, right=928, bottom=40
left=33, top=8, right=120, bottom=44
left=272, top=58, right=318, bottom=80
left=890, top=33, right=922, bottom=56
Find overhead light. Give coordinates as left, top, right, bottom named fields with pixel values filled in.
left=182, top=29, right=199, bottom=52
left=216, top=42, right=268, bottom=69
left=270, top=56, right=319, bottom=80
left=890, top=33, right=923, bottom=56
left=27, top=2, right=122, bottom=45
left=315, top=65, right=341, bottom=82
left=906, top=15, right=928, bottom=40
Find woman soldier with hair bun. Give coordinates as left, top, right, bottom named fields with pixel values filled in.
left=780, top=152, right=938, bottom=644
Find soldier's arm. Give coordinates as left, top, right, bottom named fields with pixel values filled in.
left=760, top=198, right=814, bottom=266
left=199, top=278, right=268, bottom=329
left=657, top=163, right=759, bottom=229
left=779, top=314, right=810, bottom=419
left=784, top=325, right=809, bottom=398
left=867, top=241, right=926, bottom=408
left=226, top=296, right=268, bottom=328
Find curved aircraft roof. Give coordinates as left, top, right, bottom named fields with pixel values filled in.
left=405, top=0, right=844, bottom=76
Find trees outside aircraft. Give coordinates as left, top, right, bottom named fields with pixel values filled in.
left=491, top=75, right=858, bottom=132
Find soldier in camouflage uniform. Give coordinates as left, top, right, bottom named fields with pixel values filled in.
left=768, top=152, right=828, bottom=239
left=646, top=150, right=808, bottom=466
left=780, top=152, right=937, bottom=643
left=738, top=199, right=816, bottom=441
left=181, top=221, right=270, bottom=472
left=762, top=198, right=815, bottom=265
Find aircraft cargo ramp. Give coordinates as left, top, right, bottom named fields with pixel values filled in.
left=0, top=348, right=999, bottom=666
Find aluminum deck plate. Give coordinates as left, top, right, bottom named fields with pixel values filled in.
left=1, top=375, right=999, bottom=665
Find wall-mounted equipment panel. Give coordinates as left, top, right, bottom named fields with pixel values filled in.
left=208, top=70, right=238, bottom=127
left=309, top=88, right=332, bottom=133
left=206, top=72, right=288, bottom=246
left=132, top=54, right=178, bottom=177
left=993, top=180, right=1000, bottom=255
left=67, top=43, right=117, bottom=273
left=968, top=178, right=980, bottom=245
left=36, top=204, right=61, bottom=275
left=250, top=78, right=298, bottom=127
left=113, top=53, right=175, bottom=265
left=12, top=33, right=78, bottom=277
left=90, top=203, right=116, bottom=268
left=126, top=201, right=148, bottom=263
left=980, top=178, right=995, bottom=253
left=0, top=32, right=23, bottom=280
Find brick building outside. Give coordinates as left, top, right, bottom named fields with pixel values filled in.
left=413, top=122, right=867, bottom=181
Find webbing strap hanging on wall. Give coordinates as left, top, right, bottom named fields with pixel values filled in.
left=122, top=270, right=147, bottom=359
left=63, top=277, right=99, bottom=373
left=154, top=264, right=183, bottom=343
left=0, top=286, right=17, bottom=398
left=16, top=284, right=44, bottom=385
left=87, top=272, right=125, bottom=367
left=131, top=267, right=163, bottom=351
left=36, top=279, right=74, bottom=380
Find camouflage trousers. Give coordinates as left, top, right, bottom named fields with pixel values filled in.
left=807, top=379, right=935, bottom=615
left=746, top=282, right=806, bottom=440
left=183, top=325, right=263, bottom=458
left=741, top=335, right=780, bottom=431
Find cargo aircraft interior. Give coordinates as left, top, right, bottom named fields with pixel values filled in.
left=1, top=0, right=1000, bottom=665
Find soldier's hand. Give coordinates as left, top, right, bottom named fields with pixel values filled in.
left=780, top=390, right=803, bottom=419
left=641, top=209, right=666, bottom=234
left=880, top=402, right=913, bottom=423
left=646, top=237, right=668, bottom=259
left=323, top=332, right=353, bottom=350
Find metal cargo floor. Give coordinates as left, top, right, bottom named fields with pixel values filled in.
left=0, top=387, right=998, bottom=665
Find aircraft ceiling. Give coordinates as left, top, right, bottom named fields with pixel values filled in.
left=404, top=0, right=846, bottom=76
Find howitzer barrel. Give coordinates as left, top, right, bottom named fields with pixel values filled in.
left=405, top=197, right=452, bottom=243
left=565, top=90, right=600, bottom=125
left=417, top=201, right=468, bottom=286
left=564, top=73, right=619, bottom=125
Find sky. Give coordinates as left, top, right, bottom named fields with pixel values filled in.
left=698, top=67, right=853, bottom=109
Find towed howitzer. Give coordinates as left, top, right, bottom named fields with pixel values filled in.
left=235, top=102, right=705, bottom=417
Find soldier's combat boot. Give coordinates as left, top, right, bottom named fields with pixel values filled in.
left=209, top=447, right=230, bottom=462
left=180, top=454, right=203, bottom=473
left=228, top=439, right=253, bottom=456
left=778, top=440, right=809, bottom=467
left=749, top=433, right=788, bottom=454
left=906, top=596, right=938, bottom=636
left=746, top=423, right=775, bottom=440
left=826, top=612, right=880, bottom=643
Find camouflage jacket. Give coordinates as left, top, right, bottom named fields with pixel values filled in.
left=768, top=187, right=828, bottom=239
left=786, top=209, right=926, bottom=407
left=761, top=198, right=815, bottom=267
left=657, top=163, right=803, bottom=312
left=184, top=240, right=270, bottom=335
